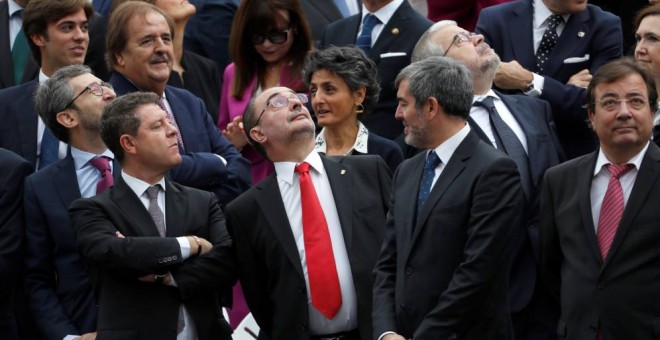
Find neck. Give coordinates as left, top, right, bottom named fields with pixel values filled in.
left=473, top=77, right=494, bottom=95
left=363, top=0, right=392, bottom=13
left=323, top=121, right=359, bottom=156
left=69, top=131, right=107, bottom=155
left=269, top=140, right=315, bottom=163
left=122, top=163, right=166, bottom=186
left=427, top=117, right=465, bottom=149
left=603, top=145, right=645, bottom=165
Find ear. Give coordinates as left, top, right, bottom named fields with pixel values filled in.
left=353, top=86, right=366, bottom=104
left=425, top=96, right=440, bottom=119
left=249, top=127, right=266, bottom=145
left=115, top=53, right=125, bottom=67
left=55, top=110, right=78, bottom=129
left=119, top=134, right=137, bottom=157
left=588, top=109, right=596, bottom=131
left=31, top=33, right=47, bottom=47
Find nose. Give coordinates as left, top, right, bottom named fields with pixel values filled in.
left=73, top=25, right=86, bottom=41
left=472, top=33, right=484, bottom=46
left=395, top=105, right=403, bottom=121
left=166, top=120, right=179, bottom=137
left=103, top=85, right=116, bottom=100
left=616, top=100, right=634, bottom=118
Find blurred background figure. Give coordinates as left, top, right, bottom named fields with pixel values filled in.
left=634, top=2, right=660, bottom=144
left=303, top=46, right=403, bottom=172
left=299, top=0, right=360, bottom=46
left=426, top=0, right=513, bottom=31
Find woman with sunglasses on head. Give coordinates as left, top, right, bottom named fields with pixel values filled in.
left=303, top=46, right=404, bottom=172
left=218, top=0, right=312, bottom=184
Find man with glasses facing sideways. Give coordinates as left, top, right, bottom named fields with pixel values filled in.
left=540, top=58, right=660, bottom=339
left=224, top=86, right=392, bottom=340
left=106, top=1, right=251, bottom=207
left=23, top=64, right=115, bottom=340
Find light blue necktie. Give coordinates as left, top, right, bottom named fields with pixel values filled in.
left=356, top=13, right=380, bottom=53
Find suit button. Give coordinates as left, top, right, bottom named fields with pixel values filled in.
left=173, top=255, right=178, bottom=260
left=405, top=267, right=412, bottom=275
left=598, top=282, right=605, bottom=289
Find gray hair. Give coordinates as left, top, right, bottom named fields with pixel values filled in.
left=395, top=56, right=473, bottom=119
left=34, top=64, right=92, bottom=143
left=412, top=20, right=457, bottom=62
left=302, top=46, right=380, bottom=114
left=101, top=92, right=160, bottom=163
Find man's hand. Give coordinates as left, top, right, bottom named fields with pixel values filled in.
left=187, top=236, right=213, bottom=255
left=566, top=69, right=592, bottom=89
left=76, top=331, right=97, bottom=340
left=494, top=60, right=534, bottom=90
left=222, top=115, right=248, bottom=150
left=382, top=334, right=407, bottom=340
left=138, top=272, right=172, bottom=285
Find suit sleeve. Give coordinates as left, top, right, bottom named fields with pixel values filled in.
left=539, top=169, right=562, bottom=303
left=414, top=157, right=524, bottom=338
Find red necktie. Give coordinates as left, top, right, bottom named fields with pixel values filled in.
left=295, top=162, right=342, bottom=319
left=597, top=163, right=633, bottom=260
left=89, top=156, right=114, bottom=194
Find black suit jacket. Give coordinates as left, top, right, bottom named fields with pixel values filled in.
left=540, top=143, right=660, bottom=339
left=69, top=177, right=236, bottom=340
left=0, top=148, right=32, bottom=339
left=0, top=80, right=40, bottom=167
left=373, top=131, right=525, bottom=339
left=225, top=154, right=391, bottom=340
left=320, top=1, right=432, bottom=140
left=167, top=50, right=221, bottom=123
left=300, top=0, right=361, bottom=46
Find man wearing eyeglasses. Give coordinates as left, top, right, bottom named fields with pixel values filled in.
left=412, top=20, right=565, bottom=340
left=106, top=2, right=251, bottom=207
left=540, top=58, right=660, bottom=339
left=22, top=64, right=116, bottom=340
left=224, top=86, right=392, bottom=340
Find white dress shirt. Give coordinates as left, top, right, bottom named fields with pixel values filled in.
left=273, top=150, right=358, bottom=335
left=357, top=0, right=404, bottom=47
left=7, top=0, right=23, bottom=49
left=471, top=91, right=529, bottom=154
left=590, top=143, right=648, bottom=231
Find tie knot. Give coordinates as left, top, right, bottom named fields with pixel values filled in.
left=474, top=97, right=495, bottom=110
left=425, top=151, right=441, bottom=170
left=362, top=13, right=380, bottom=30
left=547, top=14, right=563, bottom=29
left=295, top=162, right=311, bottom=175
left=89, top=156, right=111, bottom=172
left=606, top=163, right=633, bottom=179
left=145, top=185, right=161, bottom=200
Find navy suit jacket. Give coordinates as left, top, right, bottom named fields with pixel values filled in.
left=0, top=80, right=40, bottom=167
left=320, top=1, right=432, bottom=141
left=23, top=153, right=120, bottom=340
left=109, top=73, right=251, bottom=206
left=476, top=0, right=622, bottom=158
left=0, top=149, right=32, bottom=339
left=468, top=93, right=564, bottom=312
left=184, top=0, right=237, bottom=74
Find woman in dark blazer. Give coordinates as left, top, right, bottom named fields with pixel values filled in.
left=303, top=46, right=404, bottom=172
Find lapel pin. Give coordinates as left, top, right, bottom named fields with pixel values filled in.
left=341, top=169, right=346, bottom=175
left=578, top=31, right=585, bottom=38
left=391, top=28, right=399, bottom=35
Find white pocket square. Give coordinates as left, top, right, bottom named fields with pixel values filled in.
left=380, top=52, right=407, bottom=58
left=563, top=54, right=590, bottom=64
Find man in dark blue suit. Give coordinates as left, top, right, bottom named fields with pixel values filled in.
left=0, top=148, right=32, bottom=340
left=105, top=2, right=250, bottom=206
left=475, top=0, right=622, bottom=159
left=0, top=0, right=96, bottom=169
left=184, top=0, right=237, bottom=73
left=23, top=64, right=118, bottom=340
left=412, top=20, right=564, bottom=340
left=320, top=0, right=432, bottom=146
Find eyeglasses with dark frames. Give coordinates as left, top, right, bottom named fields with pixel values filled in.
left=66, top=82, right=112, bottom=109
left=252, top=27, right=290, bottom=45
left=254, top=93, right=308, bottom=126
left=596, top=97, right=648, bottom=112
left=443, top=31, right=477, bottom=56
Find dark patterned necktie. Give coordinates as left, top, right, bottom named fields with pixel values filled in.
left=417, top=151, right=441, bottom=220
left=536, top=14, right=564, bottom=73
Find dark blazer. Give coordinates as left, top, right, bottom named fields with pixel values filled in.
left=300, top=0, right=361, bottom=46
left=352, top=132, right=403, bottom=172
left=110, top=72, right=251, bottom=206
left=0, top=8, right=109, bottom=90
left=184, top=0, right=237, bottom=74
left=320, top=1, right=432, bottom=140
left=0, top=148, right=32, bottom=339
left=476, top=0, right=622, bottom=158
left=0, top=80, right=40, bottom=167
left=167, top=50, right=221, bottom=123
left=468, top=93, right=564, bottom=312
left=225, top=154, right=391, bottom=340
left=540, top=143, right=660, bottom=339
left=22, top=153, right=119, bottom=340
left=373, top=131, right=525, bottom=339
left=69, top=177, right=236, bottom=340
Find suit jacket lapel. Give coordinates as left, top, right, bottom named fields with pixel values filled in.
left=111, top=176, right=161, bottom=237
left=0, top=2, right=12, bottom=88
left=604, top=145, right=660, bottom=266
left=255, top=174, right=305, bottom=279
left=401, top=153, right=424, bottom=245
left=543, top=9, right=589, bottom=77
left=164, top=180, right=186, bottom=237
left=577, top=152, right=601, bottom=263
left=509, top=0, right=536, bottom=70
left=322, top=157, right=353, bottom=251
left=52, top=153, right=82, bottom=208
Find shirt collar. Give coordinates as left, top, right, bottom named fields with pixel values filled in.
left=593, top=142, right=650, bottom=176
left=7, top=0, right=23, bottom=18
left=361, top=0, right=403, bottom=26
left=71, top=146, right=115, bottom=170
left=431, top=123, right=471, bottom=165
left=315, top=121, right=370, bottom=154
left=533, top=0, right=570, bottom=30
left=121, top=170, right=167, bottom=198
left=274, top=149, right=325, bottom=186
left=473, top=89, right=501, bottom=104
left=39, top=69, right=48, bottom=84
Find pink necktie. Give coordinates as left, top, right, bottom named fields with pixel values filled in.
left=89, top=156, right=114, bottom=194
left=158, top=98, right=185, bottom=150
left=597, top=163, right=633, bottom=260
left=295, top=162, right=342, bottom=319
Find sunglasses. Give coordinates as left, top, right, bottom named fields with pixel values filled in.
left=252, top=27, right=290, bottom=45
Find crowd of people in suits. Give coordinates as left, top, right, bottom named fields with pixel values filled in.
left=1, top=0, right=660, bottom=339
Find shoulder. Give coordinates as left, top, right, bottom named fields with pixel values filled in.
left=0, top=81, right=37, bottom=102
left=585, top=3, right=620, bottom=22
left=479, top=0, right=523, bottom=17
left=0, top=148, right=31, bottom=174
left=184, top=51, right=219, bottom=72
left=545, top=152, right=593, bottom=178
left=166, top=85, right=204, bottom=106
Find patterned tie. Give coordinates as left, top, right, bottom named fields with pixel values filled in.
left=295, top=162, right=342, bottom=319
left=89, top=156, right=114, bottom=194
left=356, top=13, right=380, bottom=53
left=597, top=163, right=633, bottom=261
left=145, top=185, right=166, bottom=237
left=474, top=97, right=532, bottom=199
left=157, top=98, right=185, bottom=150
left=12, top=10, right=29, bottom=85
left=39, top=128, right=59, bottom=170
left=536, top=14, right=563, bottom=73
left=417, top=150, right=441, bottom=220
